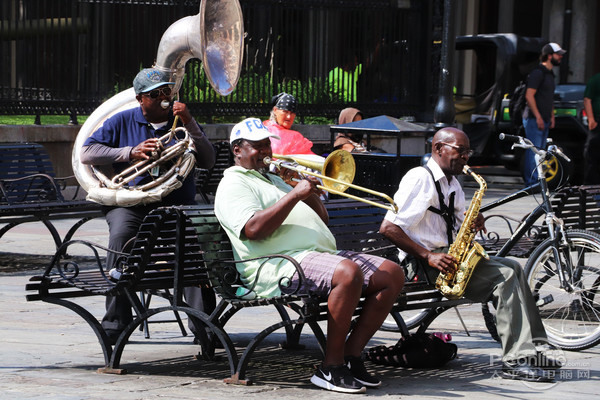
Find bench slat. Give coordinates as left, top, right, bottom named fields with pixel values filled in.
left=0, top=143, right=103, bottom=250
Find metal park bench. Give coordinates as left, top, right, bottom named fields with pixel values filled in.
left=24, top=204, right=316, bottom=382
left=476, top=184, right=600, bottom=258
left=24, top=199, right=473, bottom=385
left=551, top=184, right=600, bottom=234
left=0, top=142, right=103, bottom=249
left=25, top=206, right=232, bottom=375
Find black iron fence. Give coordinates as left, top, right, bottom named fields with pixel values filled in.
left=1, top=0, right=442, bottom=123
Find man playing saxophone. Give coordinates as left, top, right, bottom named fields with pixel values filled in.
left=379, top=127, right=559, bottom=382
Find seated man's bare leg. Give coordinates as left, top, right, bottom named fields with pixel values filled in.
left=344, top=260, right=405, bottom=357
left=323, top=259, right=363, bottom=367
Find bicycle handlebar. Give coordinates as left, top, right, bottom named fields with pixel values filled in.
left=549, top=144, right=571, bottom=163
left=498, top=133, right=571, bottom=163
left=498, top=133, right=522, bottom=143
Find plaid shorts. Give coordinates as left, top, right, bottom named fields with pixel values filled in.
left=284, top=250, right=388, bottom=297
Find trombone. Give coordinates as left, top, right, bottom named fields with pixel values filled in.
left=264, top=150, right=399, bottom=213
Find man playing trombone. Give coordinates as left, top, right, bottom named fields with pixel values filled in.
left=214, top=117, right=404, bottom=394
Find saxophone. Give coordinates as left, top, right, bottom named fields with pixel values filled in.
left=435, top=165, right=489, bottom=299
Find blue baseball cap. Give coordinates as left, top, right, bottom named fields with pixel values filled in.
left=133, top=68, right=175, bottom=94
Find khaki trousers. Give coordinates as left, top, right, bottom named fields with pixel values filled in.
left=418, top=250, right=548, bottom=361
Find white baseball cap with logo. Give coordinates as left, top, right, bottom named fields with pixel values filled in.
left=230, top=118, right=281, bottom=143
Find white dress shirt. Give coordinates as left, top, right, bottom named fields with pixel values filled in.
left=384, top=158, right=466, bottom=262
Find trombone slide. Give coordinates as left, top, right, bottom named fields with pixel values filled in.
left=264, top=151, right=398, bottom=213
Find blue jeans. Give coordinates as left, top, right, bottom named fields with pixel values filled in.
left=523, top=117, right=550, bottom=186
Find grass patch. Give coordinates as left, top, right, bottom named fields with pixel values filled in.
left=0, top=115, right=89, bottom=125
left=0, top=114, right=331, bottom=126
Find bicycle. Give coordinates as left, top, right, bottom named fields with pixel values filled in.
left=383, top=134, right=600, bottom=351
left=478, top=133, right=600, bottom=351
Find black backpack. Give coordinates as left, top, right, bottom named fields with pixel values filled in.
left=508, top=80, right=528, bottom=126
left=365, top=332, right=457, bottom=368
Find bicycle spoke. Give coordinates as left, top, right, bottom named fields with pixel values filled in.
left=526, top=231, right=600, bottom=349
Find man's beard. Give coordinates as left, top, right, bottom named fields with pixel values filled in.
left=551, top=57, right=561, bottom=66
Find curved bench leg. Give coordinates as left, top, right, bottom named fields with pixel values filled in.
left=388, top=310, right=410, bottom=338
left=0, top=219, right=61, bottom=251
left=274, top=303, right=305, bottom=350
left=106, top=306, right=237, bottom=379
left=217, top=303, right=240, bottom=327
left=227, top=314, right=312, bottom=385
left=188, top=300, right=230, bottom=357
left=279, top=301, right=326, bottom=354
left=414, top=306, right=455, bottom=336
left=42, top=296, right=113, bottom=367
left=41, top=220, right=63, bottom=250
left=62, top=216, right=99, bottom=244
left=0, top=222, right=19, bottom=240
left=181, top=306, right=239, bottom=377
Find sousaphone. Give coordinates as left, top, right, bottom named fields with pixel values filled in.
left=72, top=0, right=243, bottom=206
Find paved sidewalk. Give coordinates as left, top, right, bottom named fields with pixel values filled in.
left=1, top=186, right=599, bottom=399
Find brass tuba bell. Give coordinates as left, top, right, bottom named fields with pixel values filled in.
left=72, top=0, right=244, bottom=207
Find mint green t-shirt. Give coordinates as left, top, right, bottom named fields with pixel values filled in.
left=214, top=166, right=337, bottom=298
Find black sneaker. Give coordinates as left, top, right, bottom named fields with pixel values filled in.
left=346, top=355, right=382, bottom=388
left=530, top=351, right=563, bottom=370
left=501, top=359, right=555, bottom=382
left=310, top=364, right=366, bottom=393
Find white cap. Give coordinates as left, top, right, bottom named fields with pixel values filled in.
left=229, top=118, right=280, bottom=143
left=542, top=42, right=566, bottom=55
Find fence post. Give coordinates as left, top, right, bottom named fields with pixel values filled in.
left=433, top=0, right=456, bottom=128
left=69, top=108, right=79, bottom=126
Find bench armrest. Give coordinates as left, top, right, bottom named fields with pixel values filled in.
left=43, top=239, right=129, bottom=287
left=477, top=214, right=545, bottom=257
left=53, top=175, right=82, bottom=200
left=208, top=253, right=309, bottom=300
left=0, top=173, right=63, bottom=203
left=359, top=244, right=399, bottom=260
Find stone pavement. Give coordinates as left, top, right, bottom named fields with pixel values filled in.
left=1, top=185, right=599, bottom=399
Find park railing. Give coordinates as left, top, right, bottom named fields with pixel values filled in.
left=1, top=0, right=443, bottom=123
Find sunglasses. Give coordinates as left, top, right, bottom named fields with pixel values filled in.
left=142, top=86, right=172, bottom=99
left=439, top=142, right=474, bottom=157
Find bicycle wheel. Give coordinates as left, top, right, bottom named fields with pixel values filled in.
left=481, top=302, right=501, bottom=342
left=525, top=229, right=600, bottom=350
left=380, top=304, right=433, bottom=332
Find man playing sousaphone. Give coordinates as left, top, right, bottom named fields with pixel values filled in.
left=80, top=67, right=216, bottom=344
left=214, top=117, right=405, bottom=393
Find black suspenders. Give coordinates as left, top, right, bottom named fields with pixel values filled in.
left=422, top=165, right=456, bottom=244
